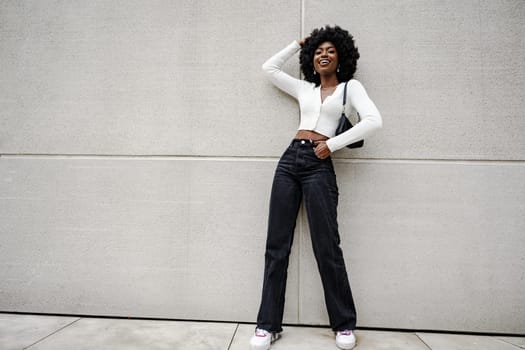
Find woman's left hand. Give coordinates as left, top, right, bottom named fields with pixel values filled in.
left=314, top=141, right=331, bottom=159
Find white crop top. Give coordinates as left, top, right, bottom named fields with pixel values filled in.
left=262, top=40, right=382, bottom=152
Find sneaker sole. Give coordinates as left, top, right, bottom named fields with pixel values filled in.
left=336, top=341, right=356, bottom=350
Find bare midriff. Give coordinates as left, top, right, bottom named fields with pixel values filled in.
left=295, top=129, right=329, bottom=141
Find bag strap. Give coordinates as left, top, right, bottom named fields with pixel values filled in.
left=342, top=81, right=361, bottom=121
left=342, top=81, right=348, bottom=109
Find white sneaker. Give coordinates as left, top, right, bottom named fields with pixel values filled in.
left=249, top=328, right=281, bottom=350
left=335, top=330, right=356, bottom=349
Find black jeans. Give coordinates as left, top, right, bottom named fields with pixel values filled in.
left=256, top=139, right=357, bottom=333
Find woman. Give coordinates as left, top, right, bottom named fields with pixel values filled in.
left=250, top=26, right=382, bottom=350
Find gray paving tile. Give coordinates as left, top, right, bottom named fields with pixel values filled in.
left=230, top=324, right=334, bottom=350
left=26, top=318, right=237, bottom=350
left=498, top=337, right=525, bottom=349
left=231, top=325, right=430, bottom=350
left=0, top=313, right=79, bottom=350
left=417, top=332, right=521, bottom=350
left=353, top=330, right=430, bottom=350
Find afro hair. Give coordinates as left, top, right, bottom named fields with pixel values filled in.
left=300, top=25, right=360, bottom=85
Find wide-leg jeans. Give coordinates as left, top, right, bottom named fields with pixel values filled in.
left=256, top=139, right=357, bottom=333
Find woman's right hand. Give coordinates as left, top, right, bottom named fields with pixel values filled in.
left=298, top=38, right=306, bottom=46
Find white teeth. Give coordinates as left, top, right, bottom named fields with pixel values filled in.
left=320, top=59, right=330, bottom=65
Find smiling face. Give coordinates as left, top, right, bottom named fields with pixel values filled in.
left=313, top=41, right=339, bottom=76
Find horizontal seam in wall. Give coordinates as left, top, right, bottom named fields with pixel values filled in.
left=334, top=158, right=525, bottom=166
left=1, top=154, right=524, bottom=165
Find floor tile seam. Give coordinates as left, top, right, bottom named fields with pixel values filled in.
left=496, top=337, right=525, bottom=349
left=23, top=317, right=82, bottom=349
left=414, top=333, right=434, bottom=350
left=227, top=323, right=240, bottom=350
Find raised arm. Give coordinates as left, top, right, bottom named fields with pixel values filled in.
left=262, top=40, right=307, bottom=99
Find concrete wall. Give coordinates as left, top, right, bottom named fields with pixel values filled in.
left=1, top=0, right=524, bottom=334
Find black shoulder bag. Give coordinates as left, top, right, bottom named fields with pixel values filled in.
left=335, top=81, right=364, bottom=149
